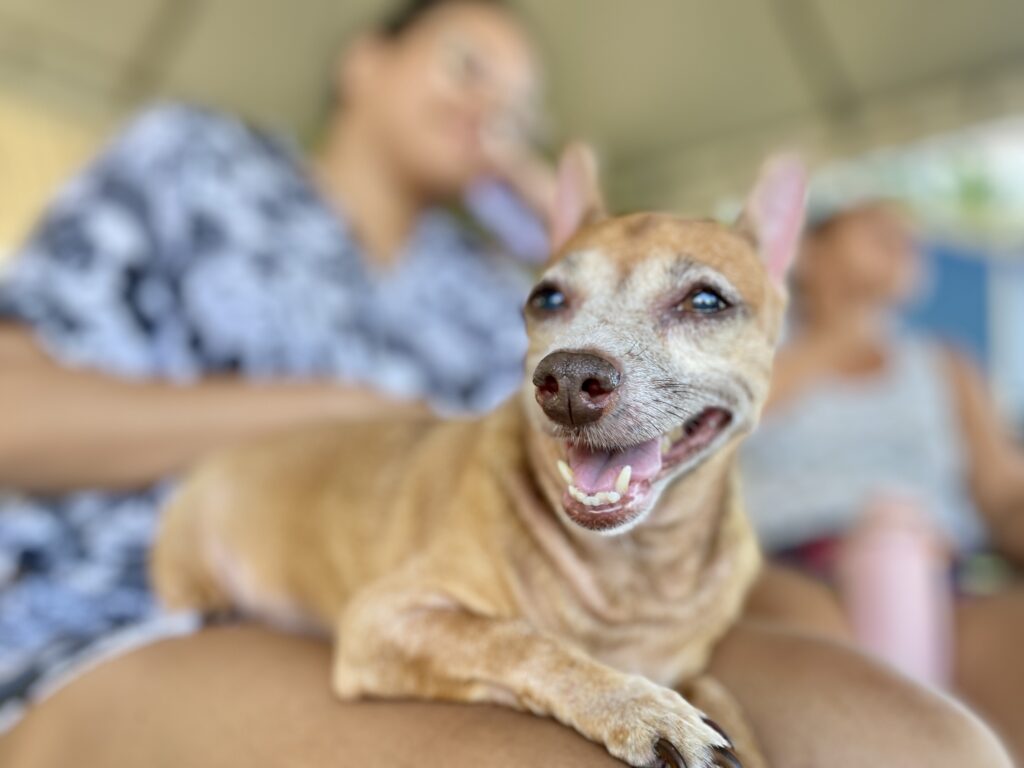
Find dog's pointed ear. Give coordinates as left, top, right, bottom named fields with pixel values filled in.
left=737, top=154, right=808, bottom=288
left=551, top=143, right=606, bottom=254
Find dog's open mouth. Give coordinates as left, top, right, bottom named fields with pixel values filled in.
left=556, top=407, right=733, bottom=532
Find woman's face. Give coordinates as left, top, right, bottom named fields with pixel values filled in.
left=346, top=2, right=540, bottom=197
left=801, top=206, right=922, bottom=309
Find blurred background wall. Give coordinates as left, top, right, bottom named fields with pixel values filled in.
left=0, top=93, right=106, bottom=250
left=5, top=0, right=1024, bottom=218
left=2, top=0, right=1024, bottom=416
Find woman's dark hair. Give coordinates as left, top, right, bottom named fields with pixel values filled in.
left=377, top=0, right=510, bottom=39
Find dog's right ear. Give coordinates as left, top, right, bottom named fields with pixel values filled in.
left=737, top=154, right=808, bottom=290
left=550, top=143, right=606, bottom=254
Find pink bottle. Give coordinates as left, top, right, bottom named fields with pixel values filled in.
left=836, top=493, right=953, bottom=689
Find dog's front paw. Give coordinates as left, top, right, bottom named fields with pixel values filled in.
left=594, top=676, right=741, bottom=768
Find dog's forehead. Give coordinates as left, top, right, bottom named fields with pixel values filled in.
left=554, top=214, right=767, bottom=303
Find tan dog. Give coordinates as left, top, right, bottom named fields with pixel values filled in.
left=153, top=147, right=806, bottom=768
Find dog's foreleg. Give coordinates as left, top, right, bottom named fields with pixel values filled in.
left=333, top=587, right=739, bottom=768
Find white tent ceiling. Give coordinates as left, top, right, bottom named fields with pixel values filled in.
left=2, top=0, right=1024, bottom=210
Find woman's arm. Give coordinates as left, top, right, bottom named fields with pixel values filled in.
left=942, top=347, right=1024, bottom=562
left=0, top=325, right=430, bottom=494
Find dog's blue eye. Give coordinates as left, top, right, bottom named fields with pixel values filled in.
left=679, top=288, right=729, bottom=315
left=528, top=284, right=567, bottom=313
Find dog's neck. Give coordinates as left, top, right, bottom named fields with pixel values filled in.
left=508, top=402, right=738, bottom=623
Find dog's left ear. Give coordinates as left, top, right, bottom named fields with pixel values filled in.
left=550, top=143, right=606, bottom=254
left=737, top=154, right=808, bottom=288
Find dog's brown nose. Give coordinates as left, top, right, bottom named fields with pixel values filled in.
left=532, top=351, right=620, bottom=427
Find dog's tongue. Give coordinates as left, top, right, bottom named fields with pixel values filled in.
left=567, top=438, right=663, bottom=494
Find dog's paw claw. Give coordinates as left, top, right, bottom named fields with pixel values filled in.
left=654, top=738, right=687, bottom=767
left=700, top=720, right=733, bottom=749
left=713, top=745, right=742, bottom=768
left=701, top=716, right=734, bottom=749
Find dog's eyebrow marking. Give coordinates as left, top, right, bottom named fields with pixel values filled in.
left=666, top=256, right=699, bottom=282
left=667, top=257, right=742, bottom=305
left=554, top=251, right=585, bottom=275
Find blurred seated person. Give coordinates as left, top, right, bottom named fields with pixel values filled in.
left=740, top=201, right=1024, bottom=757
left=0, top=0, right=553, bottom=714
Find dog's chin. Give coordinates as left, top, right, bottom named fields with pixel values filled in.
left=553, top=407, right=734, bottom=536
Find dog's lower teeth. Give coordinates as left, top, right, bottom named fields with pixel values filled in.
left=557, top=460, right=574, bottom=485
left=568, top=485, right=621, bottom=508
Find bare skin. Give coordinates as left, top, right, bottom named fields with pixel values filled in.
left=0, top=325, right=430, bottom=493
left=743, top=561, right=851, bottom=642
left=749, top=564, right=1024, bottom=762
left=955, top=586, right=1024, bottom=761
left=0, top=0, right=553, bottom=493
left=0, top=623, right=1010, bottom=768
left=748, top=203, right=1024, bottom=760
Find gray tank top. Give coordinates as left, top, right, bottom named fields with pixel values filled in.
left=740, top=334, right=986, bottom=553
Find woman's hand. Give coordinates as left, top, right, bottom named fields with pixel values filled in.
left=479, top=128, right=557, bottom=226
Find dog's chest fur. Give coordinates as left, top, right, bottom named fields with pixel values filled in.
left=492, top=419, right=759, bottom=686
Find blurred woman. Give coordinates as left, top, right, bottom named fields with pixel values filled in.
left=741, top=201, right=1024, bottom=757
left=0, top=0, right=552, bottom=709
